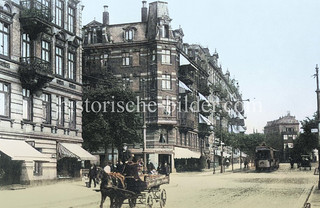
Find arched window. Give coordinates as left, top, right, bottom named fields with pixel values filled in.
left=3, top=4, right=11, bottom=13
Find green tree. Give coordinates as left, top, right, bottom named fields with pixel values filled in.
left=82, top=67, right=142, bottom=163
left=292, top=115, right=318, bottom=159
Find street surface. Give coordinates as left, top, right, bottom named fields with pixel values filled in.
left=0, top=163, right=317, bottom=208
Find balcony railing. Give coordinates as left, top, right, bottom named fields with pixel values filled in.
left=20, top=0, right=52, bottom=22
left=20, top=57, right=52, bottom=75
left=19, top=57, right=53, bottom=92
left=179, top=112, right=195, bottom=130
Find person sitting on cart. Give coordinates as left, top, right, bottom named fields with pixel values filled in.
left=123, top=157, right=147, bottom=193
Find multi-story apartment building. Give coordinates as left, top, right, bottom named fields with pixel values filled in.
left=264, top=112, right=299, bottom=161
left=82, top=1, right=246, bottom=171
left=0, top=0, right=95, bottom=185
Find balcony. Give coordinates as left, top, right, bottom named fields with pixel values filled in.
left=198, top=83, right=211, bottom=96
left=179, top=112, right=195, bottom=130
left=20, top=0, right=52, bottom=40
left=179, top=65, right=195, bottom=85
left=19, top=57, right=53, bottom=93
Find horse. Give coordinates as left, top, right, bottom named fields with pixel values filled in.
left=96, top=167, right=128, bottom=208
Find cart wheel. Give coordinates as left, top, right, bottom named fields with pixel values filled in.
left=160, top=189, right=167, bottom=207
left=145, top=193, right=153, bottom=208
left=129, top=198, right=137, bottom=208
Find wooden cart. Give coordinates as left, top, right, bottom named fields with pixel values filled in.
left=99, top=174, right=169, bottom=208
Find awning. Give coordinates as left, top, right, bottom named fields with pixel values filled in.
left=58, top=143, right=97, bottom=161
left=199, top=114, right=212, bottom=125
left=179, top=80, right=192, bottom=93
left=174, top=147, right=201, bottom=159
left=0, top=139, right=49, bottom=161
left=215, top=150, right=231, bottom=157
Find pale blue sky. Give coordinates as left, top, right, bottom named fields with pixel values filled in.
left=82, top=0, right=320, bottom=133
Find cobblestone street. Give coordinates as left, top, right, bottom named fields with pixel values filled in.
left=0, top=163, right=317, bottom=208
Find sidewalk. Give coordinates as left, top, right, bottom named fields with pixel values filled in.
left=306, top=184, right=320, bottom=208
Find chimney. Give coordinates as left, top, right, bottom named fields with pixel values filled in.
left=103, top=5, right=109, bottom=25
left=141, top=1, right=148, bottom=22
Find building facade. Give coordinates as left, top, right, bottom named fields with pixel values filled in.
left=264, top=112, right=299, bottom=161
left=82, top=1, right=246, bottom=171
left=0, top=0, right=95, bottom=186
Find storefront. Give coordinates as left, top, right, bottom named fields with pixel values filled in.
left=57, top=143, right=97, bottom=178
left=0, top=139, right=49, bottom=185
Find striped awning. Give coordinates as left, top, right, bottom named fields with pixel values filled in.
left=58, top=143, right=97, bottom=161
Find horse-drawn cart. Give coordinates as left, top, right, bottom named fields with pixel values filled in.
left=99, top=173, right=169, bottom=208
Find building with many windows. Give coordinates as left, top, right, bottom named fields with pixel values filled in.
left=0, top=0, right=95, bottom=185
left=82, top=1, right=246, bottom=172
left=264, top=112, right=299, bottom=161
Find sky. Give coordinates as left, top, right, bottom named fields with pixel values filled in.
left=81, top=0, right=320, bottom=133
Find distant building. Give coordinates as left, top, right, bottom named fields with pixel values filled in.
left=264, top=112, right=299, bottom=161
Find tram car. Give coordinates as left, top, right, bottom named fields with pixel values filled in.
left=255, top=145, right=280, bottom=171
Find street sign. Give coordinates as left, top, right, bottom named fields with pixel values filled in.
left=311, top=128, right=318, bottom=133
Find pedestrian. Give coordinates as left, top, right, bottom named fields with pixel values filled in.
left=289, top=157, right=294, bottom=169
left=88, top=164, right=97, bottom=188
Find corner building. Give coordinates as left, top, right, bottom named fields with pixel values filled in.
left=0, top=0, right=95, bottom=186
left=83, top=1, right=246, bottom=171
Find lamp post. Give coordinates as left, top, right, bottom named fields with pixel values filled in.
left=315, top=64, right=320, bottom=189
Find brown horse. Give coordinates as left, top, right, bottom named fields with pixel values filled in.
left=97, top=167, right=129, bottom=208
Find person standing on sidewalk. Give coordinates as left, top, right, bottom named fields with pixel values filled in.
left=88, top=164, right=97, bottom=188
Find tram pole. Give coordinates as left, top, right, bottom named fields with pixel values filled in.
left=315, top=64, right=320, bottom=189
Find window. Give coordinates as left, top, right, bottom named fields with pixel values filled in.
left=125, top=30, right=134, bottom=41
left=57, top=96, right=64, bottom=126
left=0, top=82, right=9, bottom=117
left=42, top=93, right=51, bottom=124
left=151, top=49, right=156, bottom=62
left=41, top=40, right=50, bottom=62
left=55, top=47, right=64, bottom=76
left=67, top=52, right=75, bottom=80
left=22, top=88, right=32, bottom=120
left=101, top=54, right=108, bottom=67
left=67, top=6, right=75, bottom=33
left=162, top=74, right=171, bottom=89
left=122, top=52, right=130, bottom=66
left=21, top=33, right=30, bottom=58
left=161, top=25, right=169, bottom=38
left=122, top=77, right=130, bottom=88
left=55, top=0, right=64, bottom=27
left=163, top=98, right=172, bottom=115
left=69, top=100, right=76, bottom=129
left=34, top=162, right=42, bottom=176
left=21, top=33, right=31, bottom=57
left=0, top=21, right=9, bottom=57
left=159, top=133, right=166, bottom=143
left=161, top=49, right=171, bottom=64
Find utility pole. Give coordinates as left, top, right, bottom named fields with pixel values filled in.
left=220, top=116, right=224, bottom=173
left=315, top=64, right=320, bottom=189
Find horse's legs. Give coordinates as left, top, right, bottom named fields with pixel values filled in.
left=100, top=192, right=107, bottom=208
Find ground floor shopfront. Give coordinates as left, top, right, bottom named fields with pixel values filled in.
left=0, top=138, right=96, bottom=185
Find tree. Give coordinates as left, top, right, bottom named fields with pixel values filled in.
left=82, top=67, right=142, bottom=163
left=292, top=115, right=318, bottom=160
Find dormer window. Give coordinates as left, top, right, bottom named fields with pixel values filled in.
left=125, top=29, right=134, bottom=41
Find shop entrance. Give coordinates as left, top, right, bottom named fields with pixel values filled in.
left=57, top=158, right=81, bottom=178
left=0, top=152, right=22, bottom=185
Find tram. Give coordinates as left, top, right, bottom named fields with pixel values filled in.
left=255, top=145, right=280, bottom=171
